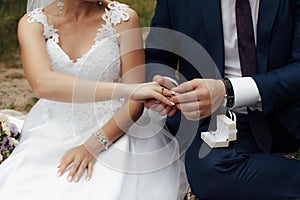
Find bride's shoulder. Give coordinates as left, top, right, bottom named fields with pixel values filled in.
left=19, top=6, right=50, bottom=28
left=18, top=6, right=56, bottom=37
left=119, top=7, right=140, bottom=30
left=18, top=9, right=44, bottom=36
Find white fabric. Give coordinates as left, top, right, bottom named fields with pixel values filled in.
left=0, top=2, right=187, bottom=200
left=229, top=77, right=260, bottom=108
left=222, top=0, right=261, bottom=109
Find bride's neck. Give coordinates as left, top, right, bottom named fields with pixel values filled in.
left=59, top=0, right=105, bottom=20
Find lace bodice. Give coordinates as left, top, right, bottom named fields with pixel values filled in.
left=24, top=2, right=130, bottom=134
left=27, top=1, right=129, bottom=81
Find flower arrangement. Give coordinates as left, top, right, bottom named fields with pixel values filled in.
left=0, top=115, right=21, bottom=164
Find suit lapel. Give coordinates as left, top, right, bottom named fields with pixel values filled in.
left=257, top=0, right=280, bottom=73
left=200, top=0, right=224, bottom=75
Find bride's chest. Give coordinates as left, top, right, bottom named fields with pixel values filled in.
left=46, top=38, right=121, bottom=82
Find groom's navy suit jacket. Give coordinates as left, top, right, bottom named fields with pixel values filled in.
left=146, top=0, right=300, bottom=144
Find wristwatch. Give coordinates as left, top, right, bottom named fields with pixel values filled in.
left=222, top=78, right=235, bottom=108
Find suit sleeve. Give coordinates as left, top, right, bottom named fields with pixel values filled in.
left=253, top=0, right=300, bottom=113
left=145, top=0, right=179, bottom=82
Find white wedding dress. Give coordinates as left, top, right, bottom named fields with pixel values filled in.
left=0, top=2, right=187, bottom=199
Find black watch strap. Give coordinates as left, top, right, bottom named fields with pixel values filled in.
left=222, top=78, right=235, bottom=108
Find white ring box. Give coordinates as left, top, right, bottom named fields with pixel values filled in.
left=201, top=115, right=237, bottom=148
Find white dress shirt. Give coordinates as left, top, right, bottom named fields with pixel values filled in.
left=221, top=0, right=261, bottom=110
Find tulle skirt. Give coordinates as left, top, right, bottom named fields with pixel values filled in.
left=0, top=100, right=188, bottom=199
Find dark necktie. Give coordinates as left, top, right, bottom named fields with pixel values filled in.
left=236, top=0, right=272, bottom=153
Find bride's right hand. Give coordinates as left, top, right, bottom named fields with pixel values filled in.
left=128, top=82, right=175, bottom=106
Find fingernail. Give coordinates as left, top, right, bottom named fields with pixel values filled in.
left=171, top=91, right=176, bottom=95
left=57, top=163, right=61, bottom=168
left=170, top=101, right=175, bottom=106
left=56, top=172, right=61, bottom=177
left=67, top=176, right=73, bottom=182
left=74, top=177, right=79, bottom=183
left=86, top=176, right=90, bottom=181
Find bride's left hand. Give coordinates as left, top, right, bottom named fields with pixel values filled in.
left=129, top=82, right=175, bottom=106
left=57, top=138, right=102, bottom=182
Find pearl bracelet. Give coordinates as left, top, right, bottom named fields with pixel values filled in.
left=93, top=129, right=111, bottom=150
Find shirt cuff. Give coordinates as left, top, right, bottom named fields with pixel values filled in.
left=229, top=77, right=261, bottom=109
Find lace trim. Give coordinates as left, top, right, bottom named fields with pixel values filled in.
left=27, top=8, right=59, bottom=43
left=103, top=1, right=130, bottom=26
left=26, top=1, right=130, bottom=44
left=96, top=1, right=130, bottom=42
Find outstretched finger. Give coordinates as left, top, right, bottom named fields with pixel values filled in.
left=176, top=101, right=201, bottom=112
left=57, top=156, right=73, bottom=178
left=73, top=161, right=88, bottom=183
left=170, top=91, right=198, bottom=104
left=153, top=75, right=164, bottom=85
left=154, top=92, right=175, bottom=107
left=86, top=162, right=94, bottom=181
left=172, top=81, right=194, bottom=93
left=67, top=161, right=81, bottom=182
left=154, top=75, right=176, bottom=89
left=161, top=87, right=176, bottom=97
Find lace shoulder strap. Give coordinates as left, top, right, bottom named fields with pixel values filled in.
left=27, top=8, right=59, bottom=43
left=102, top=1, right=130, bottom=26
left=95, top=1, right=130, bottom=41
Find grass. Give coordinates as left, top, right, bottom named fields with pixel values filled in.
left=0, top=0, right=26, bottom=68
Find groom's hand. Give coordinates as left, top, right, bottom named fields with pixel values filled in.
left=170, top=79, right=225, bottom=121
left=144, top=75, right=177, bottom=116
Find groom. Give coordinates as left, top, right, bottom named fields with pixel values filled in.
left=145, top=0, right=300, bottom=199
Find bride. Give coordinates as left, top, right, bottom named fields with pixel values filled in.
left=0, top=0, right=187, bottom=199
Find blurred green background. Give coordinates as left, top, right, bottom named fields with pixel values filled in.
left=0, top=0, right=156, bottom=68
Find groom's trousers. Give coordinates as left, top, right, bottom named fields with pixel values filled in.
left=183, top=114, right=300, bottom=200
